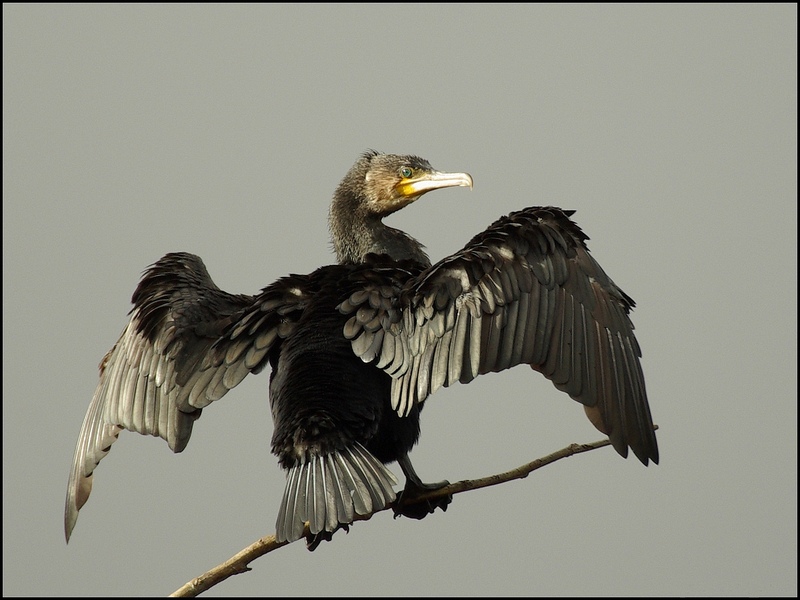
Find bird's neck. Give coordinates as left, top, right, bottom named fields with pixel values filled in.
left=329, top=198, right=430, bottom=267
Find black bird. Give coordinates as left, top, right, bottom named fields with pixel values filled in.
left=64, top=150, right=658, bottom=546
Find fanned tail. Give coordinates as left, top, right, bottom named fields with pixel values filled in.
left=275, top=443, right=398, bottom=544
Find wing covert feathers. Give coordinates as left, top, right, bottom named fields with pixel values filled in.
left=65, top=253, right=310, bottom=541
left=340, top=207, right=658, bottom=465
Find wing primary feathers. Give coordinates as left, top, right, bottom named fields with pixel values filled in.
left=352, top=205, right=656, bottom=465
left=64, top=253, right=317, bottom=541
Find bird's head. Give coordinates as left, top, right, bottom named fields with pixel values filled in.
left=329, top=151, right=473, bottom=265
left=341, top=150, right=473, bottom=218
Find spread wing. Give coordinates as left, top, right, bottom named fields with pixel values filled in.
left=64, top=252, right=312, bottom=541
left=339, top=207, right=659, bottom=466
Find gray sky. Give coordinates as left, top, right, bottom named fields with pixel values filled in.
left=3, top=4, right=797, bottom=597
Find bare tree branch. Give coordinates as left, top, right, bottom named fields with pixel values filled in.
left=170, top=429, right=656, bottom=598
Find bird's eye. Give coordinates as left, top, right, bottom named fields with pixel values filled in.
left=400, top=167, right=413, bottom=179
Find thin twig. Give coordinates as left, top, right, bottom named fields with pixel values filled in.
left=170, top=430, right=653, bottom=597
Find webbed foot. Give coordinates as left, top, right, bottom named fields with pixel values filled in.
left=393, top=477, right=452, bottom=520
left=393, top=453, right=453, bottom=520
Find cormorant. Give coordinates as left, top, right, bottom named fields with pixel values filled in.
left=64, top=150, right=658, bottom=546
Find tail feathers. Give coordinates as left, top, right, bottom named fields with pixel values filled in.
left=275, top=443, right=398, bottom=543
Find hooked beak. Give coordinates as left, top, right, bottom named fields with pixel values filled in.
left=396, top=170, right=473, bottom=200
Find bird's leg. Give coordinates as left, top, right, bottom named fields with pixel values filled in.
left=393, top=453, right=452, bottom=520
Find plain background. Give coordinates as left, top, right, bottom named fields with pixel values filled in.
left=3, top=4, right=797, bottom=597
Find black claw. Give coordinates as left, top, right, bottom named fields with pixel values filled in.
left=305, top=523, right=350, bottom=551
left=393, top=478, right=452, bottom=521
